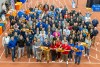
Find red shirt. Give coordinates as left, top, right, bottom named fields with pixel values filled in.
left=50, top=44, right=57, bottom=50
left=68, top=26, right=73, bottom=30
left=56, top=40, right=62, bottom=48
left=62, top=44, right=71, bottom=54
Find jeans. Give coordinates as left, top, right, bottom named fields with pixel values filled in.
left=62, top=54, right=68, bottom=62
left=18, top=47, right=24, bottom=58
left=36, top=50, right=42, bottom=60
left=75, top=55, right=81, bottom=64
left=11, top=47, right=15, bottom=61
left=32, top=45, right=36, bottom=57
left=36, top=47, right=42, bottom=60
left=68, top=50, right=73, bottom=59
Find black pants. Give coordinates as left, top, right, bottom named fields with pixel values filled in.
left=57, top=52, right=61, bottom=59
left=26, top=46, right=31, bottom=58
left=86, top=0, right=93, bottom=8
left=93, top=0, right=100, bottom=4
left=51, top=50, right=57, bottom=61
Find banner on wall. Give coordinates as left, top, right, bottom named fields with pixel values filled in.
left=11, top=0, right=15, bottom=9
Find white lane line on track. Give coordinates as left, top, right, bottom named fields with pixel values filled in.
left=0, top=61, right=100, bottom=64
left=0, top=49, right=5, bottom=59
left=90, top=55, right=100, bottom=62
left=96, top=54, right=98, bottom=59
left=91, top=47, right=100, bottom=53
left=57, top=0, right=63, bottom=7
left=64, top=0, right=70, bottom=11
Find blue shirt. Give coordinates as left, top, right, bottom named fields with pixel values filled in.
left=25, top=40, right=31, bottom=46
left=45, top=24, right=49, bottom=30
left=14, top=36, right=19, bottom=43
left=37, top=10, right=42, bottom=15
left=25, top=15, right=30, bottom=21
left=92, top=19, right=98, bottom=27
left=69, top=43, right=74, bottom=47
left=36, top=22, right=45, bottom=28
left=13, top=30, right=20, bottom=35
left=29, top=14, right=34, bottom=19
left=79, top=27, right=83, bottom=31
left=8, top=40, right=16, bottom=48
left=43, top=41, right=51, bottom=47
left=28, top=34, right=34, bottom=43
left=40, top=37, right=45, bottom=43
left=75, top=45, right=84, bottom=56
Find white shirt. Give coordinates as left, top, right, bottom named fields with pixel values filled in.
left=85, top=39, right=91, bottom=49
left=2, top=36, right=10, bottom=46
left=63, top=29, right=70, bottom=36
left=85, top=17, right=91, bottom=22
left=66, top=29, right=70, bottom=36
left=59, top=8, right=62, bottom=12
left=1, top=14, right=6, bottom=21
left=2, top=4, right=6, bottom=11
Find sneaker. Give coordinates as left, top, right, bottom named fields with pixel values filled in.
left=12, top=58, right=15, bottom=62
left=87, top=56, right=89, bottom=60
left=77, top=63, right=80, bottom=65
left=84, top=54, right=87, bottom=57
left=75, top=62, right=77, bottom=64
left=60, top=60, right=63, bottom=62
left=47, top=60, right=49, bottom=63
left=12, top=59, right=15, bottom=62
left=66, top=61, right=68, bottom=64
left=59, top=59, right=61, bottom=62
left=68, top=59, right=69, bottom=61
left=52, top=61, right=55, bottom=62
left=70, top=59, right=72, bottom=61
left=40, top=60, right=42, bottom=62
left=32, top=56, right=34, bottom=58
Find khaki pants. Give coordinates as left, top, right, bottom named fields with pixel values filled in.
left=36, top=51, right=42, bottom=60
left=43, top=50, right=50, bottom=61
left=18, top=47, right=24, bottom=58
left=62, top=54, right=68, bottom=62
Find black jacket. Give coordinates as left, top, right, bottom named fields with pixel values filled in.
left=17, top=39, right=25, bottom=47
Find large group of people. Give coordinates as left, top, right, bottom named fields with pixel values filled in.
left=1, top=1, right=99, bottom=65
